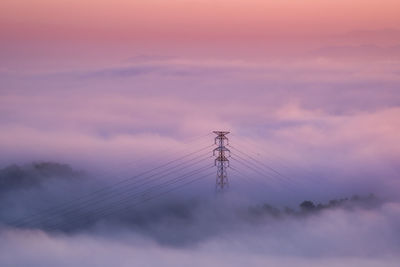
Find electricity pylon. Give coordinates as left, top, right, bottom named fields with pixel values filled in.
left=213, top=131, right=230, bottom=191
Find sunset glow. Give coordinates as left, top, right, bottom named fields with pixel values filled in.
left=1, top=1, right=400, bottom=266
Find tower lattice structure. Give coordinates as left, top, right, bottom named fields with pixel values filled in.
left=213, top=131, right=230, bottom=191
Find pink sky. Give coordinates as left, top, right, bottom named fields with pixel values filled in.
left=2, top=0, right=400, bottom=37
left=1, top=0, right=400, bottom=64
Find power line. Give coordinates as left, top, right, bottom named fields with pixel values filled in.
left=48, top=166, right=215, bottom=231
left=229, top=134, right=321, bottom=184
left=13, top=152, right=212, bottom=228
left=229, top=145, right=295, bottom=183
left=230, top=157, right=283, bottom=192
left=229, top=146, right=309, bottom=190
left=10, top=145, right=213, bottom=227
left=230, top=153, right=290, bottom=186
left=230, top=155, right=297, bottom=193
left=229, top=166, right=276, bottom=192
left=42, top=158, right=212, bottom=229
left=96, top=132, right=214, bottom=180
left=77, top=170, right=215, bottom=231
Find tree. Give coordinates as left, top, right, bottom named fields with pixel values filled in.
left=300, top=200, right=315, bottom=211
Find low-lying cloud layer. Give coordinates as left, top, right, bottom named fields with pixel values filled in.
left=0, top=162, right=399, bottom=266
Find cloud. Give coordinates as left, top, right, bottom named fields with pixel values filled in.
left=0, top=180, right=399, bottom=267
left=1, top=52, right=400, bottom=265
left=1, top=57, right=399, bottom=203
left=309, top=45, right=400, bottom=59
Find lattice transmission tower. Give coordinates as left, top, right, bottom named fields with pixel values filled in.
left=213, top=131, right=230, bottom=191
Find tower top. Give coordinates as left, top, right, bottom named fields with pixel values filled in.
left=213, top=131, right=230, bottom=135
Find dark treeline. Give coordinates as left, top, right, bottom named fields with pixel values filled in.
left=0, top=162, right=84, bottom=193
left=247, top=193, right=380, bottom=219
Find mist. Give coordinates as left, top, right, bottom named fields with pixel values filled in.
left=1, top=1, right=400, bottom=263
left=0, top=162, right=399, bottom=266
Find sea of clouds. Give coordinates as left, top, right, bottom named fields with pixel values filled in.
left=0, top=162, right=399, bottom=267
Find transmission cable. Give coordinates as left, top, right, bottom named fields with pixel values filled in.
left=13, top=152, right=213, bottom=228
left=48, top=166, right=215, bottom=231
left=10, top=145, right=213, bottom=227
